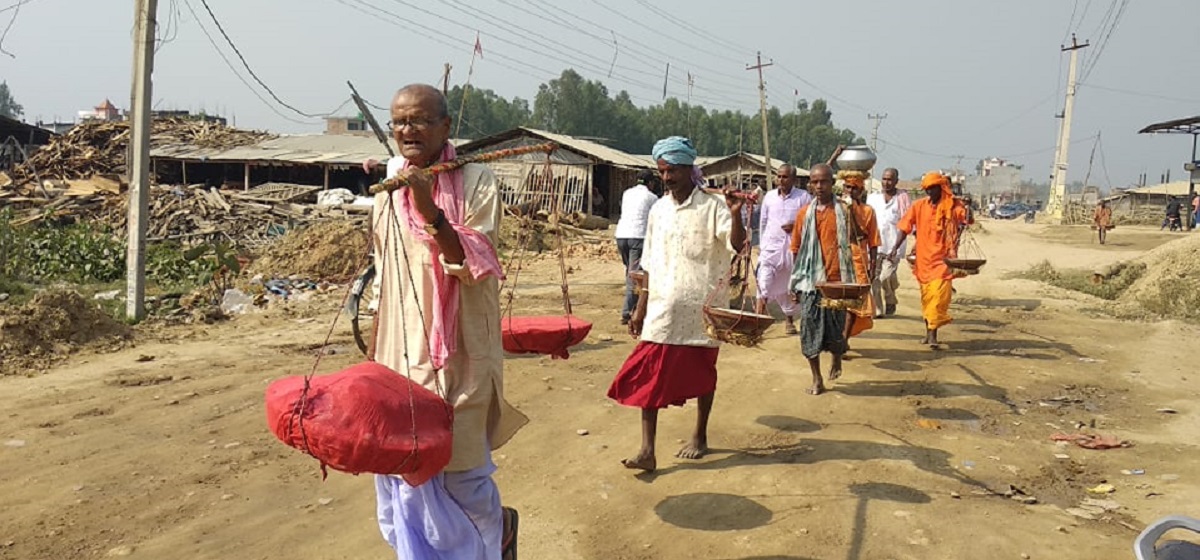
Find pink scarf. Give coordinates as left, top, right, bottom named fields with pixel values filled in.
left=389, top=143, right=504, bottom=369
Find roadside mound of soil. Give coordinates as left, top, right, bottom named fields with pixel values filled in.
left=0, top=290, right=133, bottom=376
left=249, top=220, right=369, bottom=281
left=1120, top=234, right=1200, bottom=321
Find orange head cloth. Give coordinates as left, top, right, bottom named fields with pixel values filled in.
left=921, top=171, right=955, bottom=234
left=843, top=175, right=865, bottom=188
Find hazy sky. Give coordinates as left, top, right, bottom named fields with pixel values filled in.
left=2, top=0, right=1198, bottom=185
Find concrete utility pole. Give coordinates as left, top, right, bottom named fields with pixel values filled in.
left=747, top=52, right=774, bottom=183
left=126, top=0, right=158, bottom=321
left=1047, top=35, right=1089, bottom=223
left=868, top=113, right=888, bottom=152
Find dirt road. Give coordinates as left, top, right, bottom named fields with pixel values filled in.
left=1, top=219, right=1197, bottom=560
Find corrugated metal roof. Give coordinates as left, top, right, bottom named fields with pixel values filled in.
left=1118, top=181, right=1194, bottom=196
left=698, top=152, right=806, bottom=176
left=150, top=135, right=470, bottom=166
left=457, top=127, right=654, bottom=168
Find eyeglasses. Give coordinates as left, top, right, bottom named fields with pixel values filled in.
left=387, top=117, right=441, bottom=131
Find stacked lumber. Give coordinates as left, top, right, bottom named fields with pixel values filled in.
left=2, top=118, right=274, bottom=193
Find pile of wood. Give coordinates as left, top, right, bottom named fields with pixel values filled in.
left=1, top=118, right=274, bottom=193
left=2, top=182, right=367, bottom=247
left=98, top=186, right=368, bottom=246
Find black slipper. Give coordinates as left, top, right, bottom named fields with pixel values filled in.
left=502, top=507, right=519, bottom=560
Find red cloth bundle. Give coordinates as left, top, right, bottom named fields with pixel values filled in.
left=501, top=315, right=592, bottom=359
left=265, top=362, right=453, bottom=486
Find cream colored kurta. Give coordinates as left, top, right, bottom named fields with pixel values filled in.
left=372, top=162, right=526, bottom=473
left=639, top=188, right=735, bottom=348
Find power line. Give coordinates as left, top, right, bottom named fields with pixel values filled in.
left=631, top=0, right=750, bottom=60
left=1062, top=0, right=1080, bottom=44
left=0, top=0, right=34, bottom=16
left=196, top=0, right=343, bottom=119
left=775, top=63, right=873, bottom=114
left=532, top=0, right=751, bottom=94
left=1078, top=82, right=1200, bottom=104
left=372, top=0, right=685, bottom=104
left=180, top=0, right=316, bottom=125
left=334, top=0, right=560, bottom=86
left=977, top=92, right=1057, bottom=136
left=1080, top=0, right=1130, bottom=82
left=0, top=0, right=25, bottom=58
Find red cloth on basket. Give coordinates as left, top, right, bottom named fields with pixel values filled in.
left=264, top=362, right=454, bottom=486
left=501, top=315, right=592, bottom=359
left=607, top=341, right=719, bottom=409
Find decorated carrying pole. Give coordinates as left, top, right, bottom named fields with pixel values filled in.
left=370, top=142, right=558, bottom=194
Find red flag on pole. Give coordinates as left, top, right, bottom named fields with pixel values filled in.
left=474, top=33, right=483, bottom=59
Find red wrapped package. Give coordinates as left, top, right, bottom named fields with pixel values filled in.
left=265, top=362, right=453, bottom=486
left=501, top=315, right=592, bottom=359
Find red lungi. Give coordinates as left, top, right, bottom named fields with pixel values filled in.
left=607, top=341, right=719, bottom=409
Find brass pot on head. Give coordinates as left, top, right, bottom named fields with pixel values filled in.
left=836, top=145, right=878, bottom=172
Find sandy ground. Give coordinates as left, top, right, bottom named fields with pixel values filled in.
left=2, top=219, right=1198, bottom=560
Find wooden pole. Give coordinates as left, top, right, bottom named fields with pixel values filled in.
left=323, top=165, right=330, bottom=190
left=181, top=160, right=188, bottom=185
left=244, top=162, right=250, bottom=190
left=125, top=0, right=158, bottom=321
left=747, top=52, right=774, bottom=185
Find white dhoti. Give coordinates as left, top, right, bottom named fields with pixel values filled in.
left=375, top=450, right=503, bottom=560
left=757, top=251, right=796, bottom=316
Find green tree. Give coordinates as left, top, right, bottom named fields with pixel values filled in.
left=445, top=85, right=531, bottom=138
left=453, top=69, right=863, bottom=164
left=0, top=82, right=22, bottom=119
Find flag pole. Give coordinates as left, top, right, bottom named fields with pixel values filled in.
left=454, top=32, right=482, bottom=139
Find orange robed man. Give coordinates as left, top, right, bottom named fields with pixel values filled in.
left=885, top=172, right=969, bottom=348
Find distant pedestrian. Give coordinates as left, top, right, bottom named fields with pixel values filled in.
left=614, top=170, right=660, bottom=325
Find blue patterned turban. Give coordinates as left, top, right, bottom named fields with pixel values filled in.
left=652, top=136, right=698, bottom=166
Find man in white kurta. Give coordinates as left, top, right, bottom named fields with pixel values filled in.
left=866, top=167, right=911, bottom=317
left=370, top=84, right=525, bottom=560
left=608, top=136, right=744, bottom=473
left=756, top=164, right=811, bottom=334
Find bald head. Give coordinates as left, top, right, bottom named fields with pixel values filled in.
left=390, top=83, right=452, bottom=167
left=809, top=163, right=834, bottom=203
left=393, top=84, right=449, bottom=118
left=881, top=167, right=899, bottom=195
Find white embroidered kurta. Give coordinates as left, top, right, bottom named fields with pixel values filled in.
left=372, top=162, right=526, bottom=473
left=639, top=188, right=735, bottom=348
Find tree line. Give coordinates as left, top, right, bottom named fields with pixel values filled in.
left=448, top=69, right=862, bottom=167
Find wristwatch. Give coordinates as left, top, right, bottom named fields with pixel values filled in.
left=424, top=209, right=446, bottom=235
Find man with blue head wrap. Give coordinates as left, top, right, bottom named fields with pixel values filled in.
left=651, top=135, right=699, bottom=166
left=607, top=135, right=747, bottom=472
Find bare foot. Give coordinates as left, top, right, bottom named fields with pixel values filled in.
left=829, top=366, right=843, bottom=381
left=806, top=382, right=826, bottom=395
left=676, top=440, right=708, bottom=460
left=621, top=452, right=656, bottom=472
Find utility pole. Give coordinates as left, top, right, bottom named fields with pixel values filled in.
left=868, top=113, right=888, bottom=152
left=126, top=0, right=158, bottom=321
left=1047, top=34, right=1089, bottom=223
left=747, top=52, right=774, bottom=185
left=441, top=63, right=452, bottom=96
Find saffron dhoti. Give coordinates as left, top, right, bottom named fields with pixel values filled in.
left=920, top=277, right=953, bottom=330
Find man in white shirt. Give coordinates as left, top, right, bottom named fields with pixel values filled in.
left=608, top=136, right=746, bottom=472
left=614, top=170, right=661, bottom=325
left=755, top=164, right=812, bottom=334
left=866, top=167, right=911, bottom=317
